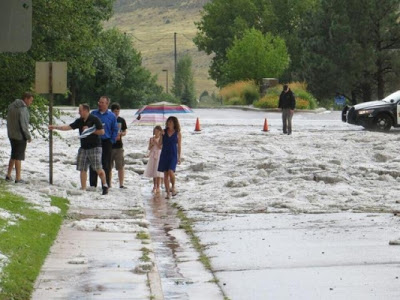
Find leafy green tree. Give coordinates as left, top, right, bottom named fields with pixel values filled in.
left=300, top=0, right=400, bottom=101
left=0, top=0, right=163, bottom=138
left=194, top=0, right=318, bottom=86
left=0, top=0, right=114, bottom=123
left=76, top=29, right=162, bottom=108
left=172, top=55, right=196, bottom=107
left=221, top=29, right=289, bottom=86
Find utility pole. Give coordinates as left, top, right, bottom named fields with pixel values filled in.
left=174, top=32, right=177, bottom=75
left=162, top=69, right=168, bottom=93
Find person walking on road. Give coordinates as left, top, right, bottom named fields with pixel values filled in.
left=157, top=116, right=182, bottom=199
left=110, top=103, right=127, bottom=189
left=278, top=84, right=296, bottom=135
left=144, top=125, right=163, bottom=194
left=48, top=104, right=109, bottom=195
left=89, top=96, right=118, bottom=188
left=5, top=92, right=34, bottom=183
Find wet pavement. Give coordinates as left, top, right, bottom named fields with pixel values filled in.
left=32, top=187, right=223, bottom=300
left=142, top=184, right=223, bottom=300
left=191, top=212, right=400, bottom=300
left=32, top=209, right=150, bottom=299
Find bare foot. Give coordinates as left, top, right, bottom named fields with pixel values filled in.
left=165, top=193, right=171, bottom=199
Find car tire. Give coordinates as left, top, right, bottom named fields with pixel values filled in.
left=373, top=114, right=392, bottom=131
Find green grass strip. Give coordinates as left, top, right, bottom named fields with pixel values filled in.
left=0, top=184, right=69, bottom=300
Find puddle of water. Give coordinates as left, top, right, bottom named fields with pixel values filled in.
left=142, top=186, right=193, bottom=300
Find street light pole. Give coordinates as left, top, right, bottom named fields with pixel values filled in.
left=162, top=69, right=168, bottom=93
left=174, top=32, right=177, bottom=75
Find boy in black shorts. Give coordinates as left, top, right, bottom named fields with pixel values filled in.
left=110, top=103, right=127, bottom=188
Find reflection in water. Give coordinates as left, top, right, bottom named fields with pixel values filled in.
left=144, top=187, right=190, bottom=299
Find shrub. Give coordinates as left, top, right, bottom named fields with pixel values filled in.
left=219, top=80, right=259, bottom=105
left=296, top=99, right=310, bottom=109
left=242, top=84, right=260, bottom=105
left=293, top=90, right=317, bottom=109
left=227, top=96, right=245, bottom=105
left=256, top=81, right=317, bottom=110
left=254, top=95, right=279, bottom=108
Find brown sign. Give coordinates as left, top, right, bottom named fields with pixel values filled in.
left=35, top=62, right=67, bottom=94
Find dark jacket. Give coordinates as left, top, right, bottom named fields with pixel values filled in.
left=7, top=99, right=31, bottom=141
left=278, top=89, right=296, bottom=110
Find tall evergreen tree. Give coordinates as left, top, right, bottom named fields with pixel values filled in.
left=300, top=0, right=400, bottom=101
left=172, top=55, right=196, bottom=107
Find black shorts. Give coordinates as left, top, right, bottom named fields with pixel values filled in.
left=10, top=139, right=27, bottom=160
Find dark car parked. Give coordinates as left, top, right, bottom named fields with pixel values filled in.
left=342, top=90, right=400, bottom=131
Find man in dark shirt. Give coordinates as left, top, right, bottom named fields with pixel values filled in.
left=48, top=103, right=109, bottom=195
left=110, top=103, right=127, bottom=188
left=278, top=84, right=296, bottom=135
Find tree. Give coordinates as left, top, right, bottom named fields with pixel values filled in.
left=0, top=0, right=114, bottom=119
left=172, top=55, right=196, bottom=107
left=76, top=29, right=162, bottom=108
left=32, top=0, right=114, bottom=106
left=194, top=0, right=318, bottom=86
left=0, top=0, right=163, bottom=131
left=221, top=28, right=289, bottom=86
left=300, top=0, right=400, bottom=101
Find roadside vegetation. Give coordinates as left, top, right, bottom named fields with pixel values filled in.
left=219, top=81, right=317, bottom=109
left=195, top=0, right=400, bottom=104
left=0, top=183, right=69, bottom=300
left=254, top=82, right=317, bottom=110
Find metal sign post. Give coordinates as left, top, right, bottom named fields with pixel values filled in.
left=35, top=61, right=67, bottom=184
left=49, top=63, right=53, bottom=185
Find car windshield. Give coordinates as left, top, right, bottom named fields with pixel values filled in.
left=382, top=90, right=400, bottom=103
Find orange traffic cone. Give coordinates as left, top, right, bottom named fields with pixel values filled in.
left=262, top=118, right=269, bottom=132
left=194, top=117, right=201, bottom=132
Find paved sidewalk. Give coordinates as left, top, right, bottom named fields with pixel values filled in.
left=32, top=208, right=155, bottom=299
left=32, top=192, right=223, bottom=300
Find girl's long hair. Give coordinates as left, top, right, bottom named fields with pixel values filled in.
left=153, top=125, right=162, bottom=135
left=165, top=116, right=181, bottom=132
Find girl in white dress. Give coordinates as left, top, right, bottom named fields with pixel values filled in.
left=144, top=125, right=163, bottom=193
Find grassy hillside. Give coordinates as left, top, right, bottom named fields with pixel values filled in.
left=105, top=0, right=217, bottom=98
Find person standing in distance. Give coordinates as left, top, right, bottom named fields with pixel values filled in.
left=48, top=104, right=109, bottom=195
left=110, top=103, right=127, bottom=189
left=278, top=84, right=296, bottom=135
left=5, top=92, right=34, bottom=183
left=89, top=96, right=118, bottom=188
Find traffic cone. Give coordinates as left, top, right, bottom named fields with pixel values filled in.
left=194, top=117, right=201, bottom=132
left=262, top=118, right=269, bottom=132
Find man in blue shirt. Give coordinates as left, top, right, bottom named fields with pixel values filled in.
left=89, top=96, right=119, bottom=188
